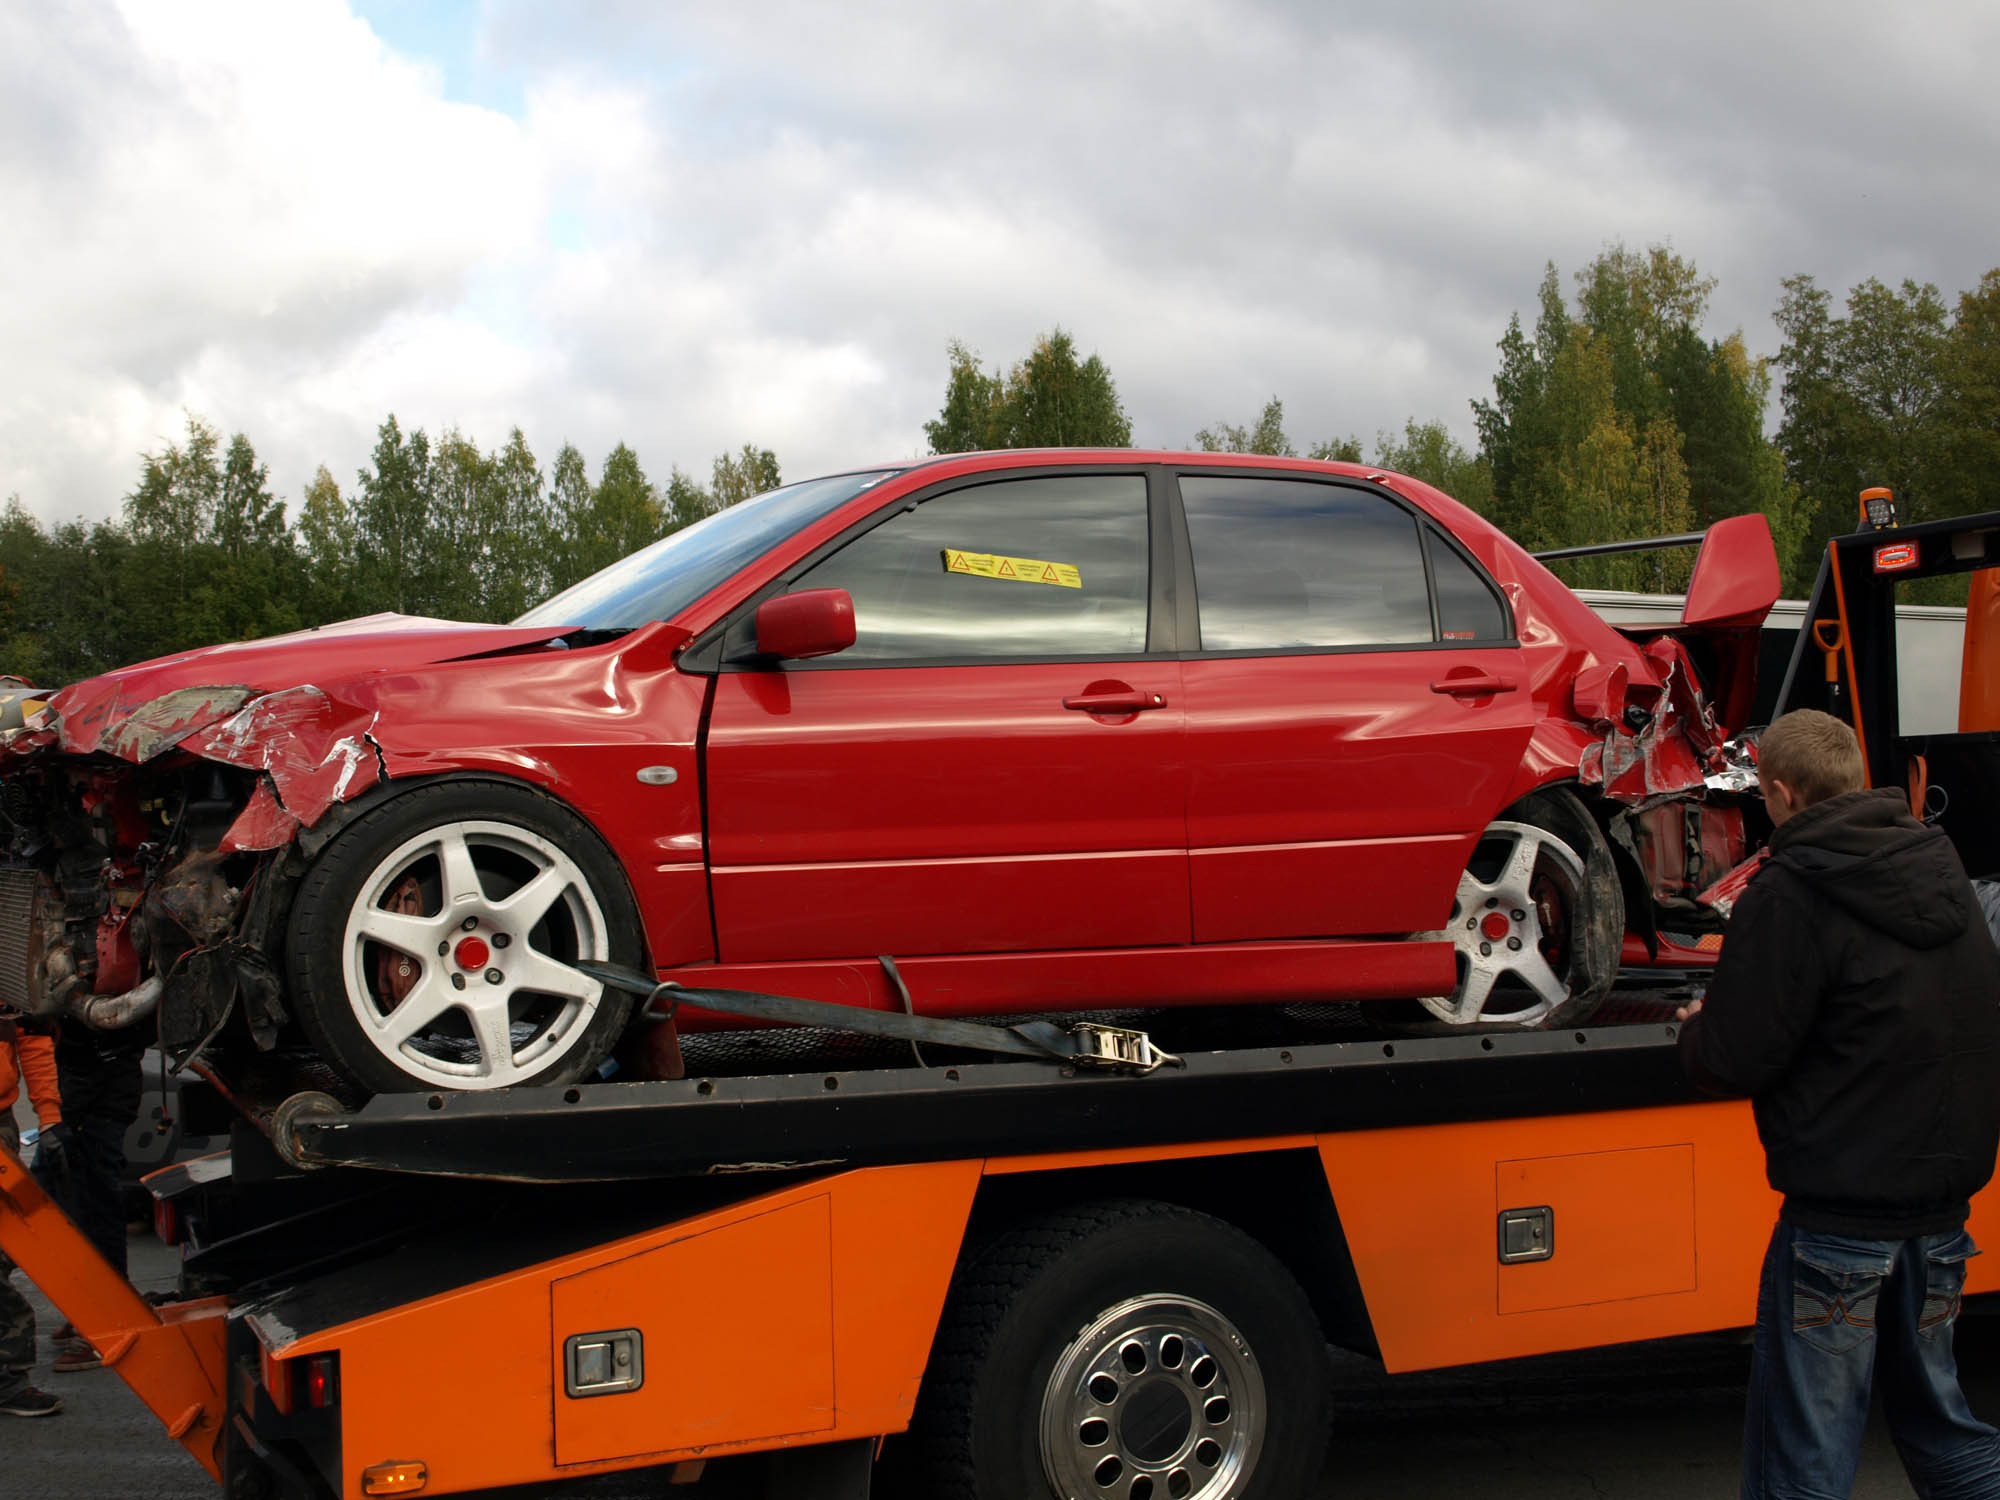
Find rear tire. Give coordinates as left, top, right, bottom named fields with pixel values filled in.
left=901, top=1200, right=1332, bottom=1499
left=1400, top=786, right=1622, bottom=1030
left=285, top=779, right=641, bottom=1094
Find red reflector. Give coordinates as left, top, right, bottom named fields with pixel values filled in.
left=153, top=1196, right=178, bottom=1246
left=1874, top=542, right=1918, bottom=573
left=304, top=1354, right=339, bottom=1410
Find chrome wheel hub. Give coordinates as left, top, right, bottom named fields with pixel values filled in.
left=1041, top=1294, right=1262, bottom=1499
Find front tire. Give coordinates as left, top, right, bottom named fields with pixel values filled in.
left=285, top=780, right=641, bottom=1094
left=903, top=1200, right=1332, bottom=1500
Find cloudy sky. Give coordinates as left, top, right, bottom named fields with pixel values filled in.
left=5, top=0, right=1997, bottom=526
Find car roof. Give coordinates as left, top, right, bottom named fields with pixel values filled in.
left=877, top=448, right=1392, bottom=480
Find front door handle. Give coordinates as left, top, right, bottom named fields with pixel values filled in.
left=1063, top=691, right=1168, bottom=713
left=1430, top=673, right=1518, bottom=696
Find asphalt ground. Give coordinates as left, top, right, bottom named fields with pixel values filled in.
left=8, top=1229, right=2000, bottom=1499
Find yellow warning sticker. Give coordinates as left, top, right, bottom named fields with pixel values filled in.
left=941, top=548, right=1082, bottom=588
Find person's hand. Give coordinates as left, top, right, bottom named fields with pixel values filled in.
left=34, top=1120, right=79, bottom=1194
left=1675, top=996, right=1705, bottom=1023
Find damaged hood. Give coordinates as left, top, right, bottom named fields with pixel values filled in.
left=8, top=614, right=577, bottom=845
left=42, top=613, right=574, bottom=754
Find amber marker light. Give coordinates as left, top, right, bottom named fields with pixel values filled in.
left=361, top=1461, right=428, bottom=1494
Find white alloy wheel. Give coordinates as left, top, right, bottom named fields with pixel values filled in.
left=339, top=819, right=611, bottom=1090
left=1421, top=819, right=1588, bottom=1027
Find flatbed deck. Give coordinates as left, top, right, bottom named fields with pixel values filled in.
left=273, top=990, right=1697, bottom=1183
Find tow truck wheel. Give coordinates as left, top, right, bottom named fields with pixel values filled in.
left=902, top=1200, right=1331, bottom=1500
left=285, top=780, right=641, bottom=1094
left=1417, top=787, right=1622, bottom=1029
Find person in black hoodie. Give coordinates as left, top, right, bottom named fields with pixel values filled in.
left=1678, top=709, right=2000, bottom=1499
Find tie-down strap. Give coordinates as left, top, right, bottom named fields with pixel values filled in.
left=572, top=960, right=1183, bottom=1075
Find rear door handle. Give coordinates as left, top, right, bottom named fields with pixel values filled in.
left=1063, top=691, right=1168, bottom=713
left=1430, top=673, right=1518, bottom=696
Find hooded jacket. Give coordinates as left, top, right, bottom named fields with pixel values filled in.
left=1680, top=786, right=2000, bottom=1238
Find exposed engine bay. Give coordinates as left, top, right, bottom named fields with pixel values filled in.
left=0, top=755, right=290, bottom=1059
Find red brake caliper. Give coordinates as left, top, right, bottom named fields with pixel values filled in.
left=371, top=876, right=426, bottom=1010
left=1531, top=871, right=1567, bottom=971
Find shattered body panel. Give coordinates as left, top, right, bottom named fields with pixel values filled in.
left=0, top=613, right=709, bottom=1065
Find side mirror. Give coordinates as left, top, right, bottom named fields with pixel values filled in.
left=755, top=588, right=856, bottom=660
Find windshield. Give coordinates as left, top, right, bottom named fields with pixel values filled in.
left=515, top=469, right=899, bottom=630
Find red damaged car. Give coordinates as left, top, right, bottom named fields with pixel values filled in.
left=0, top=452, right=1779, bottom=1094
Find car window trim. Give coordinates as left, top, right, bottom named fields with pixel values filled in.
left=682, top=464, right=1170, bottom=675
left=1164, top=469, right=1518, bottom=657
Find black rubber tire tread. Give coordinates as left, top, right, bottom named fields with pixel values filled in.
left=899, top=1198, right=1333, bottom=1500
left=1377, top=784, right=1624, bottom=1034
left=284, top=778, right=642, bottom=1095
left=1501, top=785, right=1623, bottom=1027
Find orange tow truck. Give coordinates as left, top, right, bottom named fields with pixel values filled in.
left=5, top=500, right=1999, bottom=1500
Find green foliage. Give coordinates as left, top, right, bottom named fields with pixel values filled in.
left=0, top=418, right=784, bottom=684
left=925, top=330, right=1132, bottom=451
left=1196, top=397, right=1296, bottom=456
left=1306, top=437, right=1365, bottom=463
left=1940, top=272, right=2000, bottom=523
left=1773, top=273, right=1959, bottom=593
left=663, top=444, right=783, bottom=532
left=711, top=444, right=782, bottom=508
left=547, top=441, right=669, bottom=594
left=1474, top=245, right=1793, bottom=591
left=1194, top=399, right=1369, bottom=466
left=296, top=465, right=360, bottom=624
left=923, top=340, right=1006, bottom=453
left=110, top=415, right=307, bottom=661
left=1373, top=420, right=1493, bottom=513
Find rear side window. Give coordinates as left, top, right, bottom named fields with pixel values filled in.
left=1427, top=529, right=1509, bottom=641
left=1180, top=477, right=1432, bottom=650
left=792, top=474, right=1150, bottom=661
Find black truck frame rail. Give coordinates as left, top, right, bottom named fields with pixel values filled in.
left=258, top=1009, right=1695, bottom=1185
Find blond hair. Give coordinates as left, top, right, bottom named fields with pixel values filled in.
left=1759, top=709, right=1865, bottom=808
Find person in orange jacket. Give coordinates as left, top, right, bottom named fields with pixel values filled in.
left=1, top=1016, right=64, bottom=1417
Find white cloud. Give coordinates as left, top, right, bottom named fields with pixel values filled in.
left=1, top=0, right=537, bottom=518
left=6, top=0, right=2000, bottom=532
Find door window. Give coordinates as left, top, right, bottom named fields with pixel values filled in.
left=1427, top=528, right=1509, bottom=641
left=792, top=474, right=1150, bottom=661
left=1180, top=477, right=1433, bottom=650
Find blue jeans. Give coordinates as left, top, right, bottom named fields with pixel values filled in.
left=1746, top=1220, right=2000, bottom=1498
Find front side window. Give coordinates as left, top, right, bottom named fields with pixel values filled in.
left=1180, top=476, right=1433, bottom=650
left=791, top=474, right=1150, bottom=661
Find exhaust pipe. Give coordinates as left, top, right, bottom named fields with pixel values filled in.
left=69, top=974, right=163, bottom=1030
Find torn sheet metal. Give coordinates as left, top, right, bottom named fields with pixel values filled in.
left=1575, top=638, right=1727, bottom=805
left=179, top=685, right=382, bottom=828
left=90, top=686, right=255, bottom=762
left=1696, top=849, right=1768, bottom=919
left=1578, top=709, right=1707, bottom=802
left=220, top=780, right=302, bottom=852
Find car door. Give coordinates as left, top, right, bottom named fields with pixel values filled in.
left=702, top=469, right=1187, bottom=963
left=1174, top=472, right=1536, bottom=943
